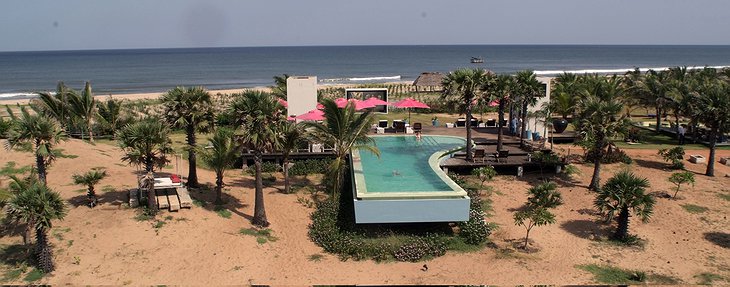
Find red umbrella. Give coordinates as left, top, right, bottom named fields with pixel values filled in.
left=278, top=98, right=288, bottom=107
left=295, top=109, right=325, bottom=121
left=362, top=97, right=389, bottom=106
left=392, top=98, right=430, bottom=123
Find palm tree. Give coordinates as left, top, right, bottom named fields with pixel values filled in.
left=484, top=74, right=513, bottom=151
left=67, top=81, right=97, bottom=142
left=278, top=121, right=305, bottom=194
left=230, top=90, right=284, bottom=227
left=161, top=86, right=214, bottom=188
left=116, top=119, right=173, bottom=210
left=96, top=96, right=130, bottom=138
left=690, top=77, right=730, bottom=176
left=576, top=75, right=630, bottom=190
left=626, top=69, right=671, bottom=132
left=513, top=70, right=545, bottom=147
left=271, top=74, right=290, bottom=99
left=32, top=82, right=73, bottom=132
left=6, top=183, right=67, bottom=273
left=441, top=68, right=491, bottom=160
left=199, top=128, right=240, bottom=205
left=4, top=173, right=40, bottom=245
left=72, top=168, right=108, bottom=208
left=304, top=99, right=379, bottom=199
left=6, top=106, right=65, bottom=185
left=594, top=170, right=654, bottom=241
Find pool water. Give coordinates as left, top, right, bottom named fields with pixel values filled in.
left=357, top=136, right=465, bottom=193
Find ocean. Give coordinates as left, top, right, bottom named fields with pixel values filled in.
left=1, top=45, right=729, bottom=99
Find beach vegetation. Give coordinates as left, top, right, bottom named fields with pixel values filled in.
left=550, top=72, right=581, bottom=119
left=687, top=73, right=730, bottom=176
left=441, top=68, right=491, bottom=160
left=304, top=98, right=378, bottom=200
left=277, top=121, right=305, bottom=194
left=0, top=115, right=11, bottom=139
left=71, top=168, right=108, bottom=208
left=681, top=204, right=709, bottom=214
left=658, top=146, right=685, bottom=169
left=230, top=90, right=283, bottom=227
left=161, top=86, right=215, bottom=187
left=116, top=118, right=173, bottom=173
left=95, top=96, right=132, bottom=139
left=66, top=82, right=97, bottom=142
left=5, top=182, right=67, bottom=273
left=471, top=166, right=496, bottom=190
left=513, top=182, right=562, bottom=250
left=668, top=171, right=694, bottom=199
left=199, top=128, right=240, bottom=205
left=5, top=106, right=65, bottom=185
left=0, top=161, right=32, bottom=177
left=213, top=206, right=232, bottom=219
left=512, top=70, right=545, bottom=147
left=574, top=75, right=630, bottom=190
left=483, top=74, right=513, bottom=151
left=31, top=82, right=74, bottom=132
left=594, top=170, right=654, bottom=242
left=288, top=158, right=331, bottom=176
left=271, top=74, right=289, bottom=99
left=694, top=272, right=727, bottom=285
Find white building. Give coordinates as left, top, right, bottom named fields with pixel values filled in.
left=525, top=77, right=552, bottom=139
left=286, top=76, right=317, bottom=117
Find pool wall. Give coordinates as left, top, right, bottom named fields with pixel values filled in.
left=351, top=135, right=470, bottom=223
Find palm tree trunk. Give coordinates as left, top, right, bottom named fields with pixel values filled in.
left=655, top=107, right=661, bottom=132
left=215, top=171, right=223, bottom=205
left=36, top=227, right=55, bottom=273
left=36, top=153, right=47, bottom=186
left=520, top=102, right=528, bottom=147
left=88, top=185, right=97, bottom=208
left=613, top=206, right=630, bottom=240
left=465, top=101, right=473, bottom=161
left=706, top=128, right=717, bottom=177
left=252, top=152, right=269, bottom=227
left=283, top=156, right=291, bottom=194
left=497, top=100, right=505, bottom=151
left=589, top=156, right=602, bottom=191
left=87, top=120, right=94, bottom=142
left=186, top=123, right=199, bottom=188
left=23, top=218, right=35, bottom=246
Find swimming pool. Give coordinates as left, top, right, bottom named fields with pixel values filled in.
left=351, top=135, right=470, bottom=223
left=352, top=135, right=468, bottom=199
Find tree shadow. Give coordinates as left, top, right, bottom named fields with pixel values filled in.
left=633, top=158, right=669, bottom=170
left=704, top=232, right=730, bottom=249
left=67, top=186, right=129, bottom=208
left=188, top=185, right=251, bottom=221
left=0, top=217, right=26, bottom=239
left=0, top=243, right=29, bottom=266
left=561, top=219, right=613, bottom=240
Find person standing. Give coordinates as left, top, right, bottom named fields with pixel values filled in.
left=678, top=124, right=686, bottom=145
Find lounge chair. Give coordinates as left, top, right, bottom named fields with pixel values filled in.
left=378, top=120, right=389, bottom=128
left=473, top=149, right=486, bottom=163
left=493, top=149, right=509, bottom=163
left=393, top=121, right=406, bottom=133
left=413, top=123, right=422, bottom=133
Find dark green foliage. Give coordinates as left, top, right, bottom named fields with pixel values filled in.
left=471, top=166, right=496, bottom=189
left=457, top=189, right=492, bottom=245
left=393, top=235, right=447, bottom=262
left=658, top=146, right=685, bottom=169
left=0, top=116, right=11, bottom=139
left=585, top=146, right=632, bottom=164
left=668, top=171, right=695, bottom=198
left=289, top=158, right=332, bottom=176
left=595, top=170, right=654, bottom=241
left=514, top=182, right=563, bottom=249
left=0, top=162, right=32, bottom=177
left=245, top=162, right=280, bottom=174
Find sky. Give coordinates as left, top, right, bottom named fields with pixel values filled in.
left=1, top=0, right=729, bottom=52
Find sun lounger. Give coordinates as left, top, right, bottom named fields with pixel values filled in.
left=167, top=189, right=180, bottom=211
left=156, top=189, right=170, bottom=209
left=473, top=149, right=486, bottom=163
left=176, top=187, right=193, bottom=208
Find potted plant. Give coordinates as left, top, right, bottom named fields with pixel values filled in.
left=431, top=116, right=439, bottom=127
left=549, top=91, right=574, bottom=133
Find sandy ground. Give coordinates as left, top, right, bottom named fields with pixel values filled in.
left=1, top=138, right=729, bottom=285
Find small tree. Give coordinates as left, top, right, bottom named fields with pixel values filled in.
left=72, top=169, right=108, bottom=208
left=199, top=128, right=240, bottom=205
left=471, top=166, right=496, bottom=190
left=668, top=171, right=695, bottom=199
left=658, top=147, right=685, bottom=169
left=595, top=170, right=654, bottom=241
left=513, top=182, right=562, bottom=250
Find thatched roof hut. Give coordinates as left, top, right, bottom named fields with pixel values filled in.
left=412, top=72, right=444, bottom=92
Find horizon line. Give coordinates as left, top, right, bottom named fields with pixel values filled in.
left=3, top=43, right=730, bottom=53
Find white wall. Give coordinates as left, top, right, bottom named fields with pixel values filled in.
left=286, top=76, right=317, bottom=117
left=526, top=77, right=552, bottom=138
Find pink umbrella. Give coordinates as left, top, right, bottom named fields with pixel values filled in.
left=488, top=99, right=500, bottom=107
left=278, top=98, right=288, bottom=107
left=295, top=109, right=325, bottom=121
left=362, top=97, right=389, bottom=106
left=334, top=98, right=374, bottom=110
left=392, top=98, right=430, bottom=123
left=286, top=115, right=296, bottom=121
left=316, top=103, right=325, bottom=110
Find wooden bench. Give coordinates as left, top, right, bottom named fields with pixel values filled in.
left=176, top=187, right=194, bottom=208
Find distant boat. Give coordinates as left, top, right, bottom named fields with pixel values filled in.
left=470, top=57, right=484, bottom=64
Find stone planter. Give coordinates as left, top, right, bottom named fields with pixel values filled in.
left=720, top=157, right=730, bottom=166
left=689, top=155, right=706, bottom=164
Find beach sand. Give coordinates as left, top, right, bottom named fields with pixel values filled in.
left=1, top=137, right=728, bottom=285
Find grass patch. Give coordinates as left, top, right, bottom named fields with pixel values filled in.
left=576, top=264, right=647, bottom=284
left=192, top=198, right=206, bottom=207
left=695, top=272, right=726, bottom=285
left=153, top=221, right=165, bottom=229
left=23, top=268, right=43, bottom=282
left=2, top=268, right=23, bottom=282
left=164, top=215, right=173, bottom=221
left=308, top=254, right=324, bottom=262
left=239, top=228, right=278, bottom=244
left=72, top=188, right=86, bottom=193
left=718, top=193, right=730, bottom=202
left=52, top=227, right=71, bottom=241
left=101, top=185, right=115, bottom=193
left=53, top=149, right=78, bottom=159
left=0, top=161, right=32, bottom=177
left=214, top=206, right=232, bottom=219
left=682, top=204, right=710, bottom=214
left=134, top=207, right=155, bottom=221
left=12, top=142, right=33, bottom=152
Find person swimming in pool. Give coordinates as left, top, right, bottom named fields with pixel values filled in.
left=415, top=131, right=422, bottom=141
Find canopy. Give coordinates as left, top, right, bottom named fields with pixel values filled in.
left=286, top=115, right=296, bottom=121
left=362, top=97, right=389, bottom=106
left=334, top=97, right=375, bottom=110
left=316, top=103, right=325, bottom=110
left=278, top=98, right=288, bottom=107
left=488, top=99, right=500, bottom=107
left=295, top=109, right=325, bottom=121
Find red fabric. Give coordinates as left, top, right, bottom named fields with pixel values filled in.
left=170, top=174, right=181, bottom=183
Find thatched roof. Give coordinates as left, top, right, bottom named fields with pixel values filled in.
left=412, top=72, right=444, bottom=87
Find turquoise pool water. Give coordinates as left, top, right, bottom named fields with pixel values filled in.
left=357, top=136, right=465, bottom=193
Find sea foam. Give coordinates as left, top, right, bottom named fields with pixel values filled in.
left=534, top=65, right=730, bottom=76
left=0, top=92, right=38, bottom=99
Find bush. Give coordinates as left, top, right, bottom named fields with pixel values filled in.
left=457, top=189, right=492, bottom=245
left=289, top=158, right=332, bottom=176
left=658, top=147, right=685, bottom=169
left=245, top=161, right=280, bottom=175
left=0, top=116, right=11, bottom=139
left=586, top=146, right=632, bottom=164
left=393, top=235, right=447, bottom=262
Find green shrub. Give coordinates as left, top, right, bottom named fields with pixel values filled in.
left=289, top=158, right=332, bottom=176
left=0, top=116, right=11, bottom=139
left=586, top=147, right=632, bottom=164
left=393, top=235, right=447, bottom=262
left=245, top=161, right=280, bottom=175
left=658, top=147, right=685, bottom=169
